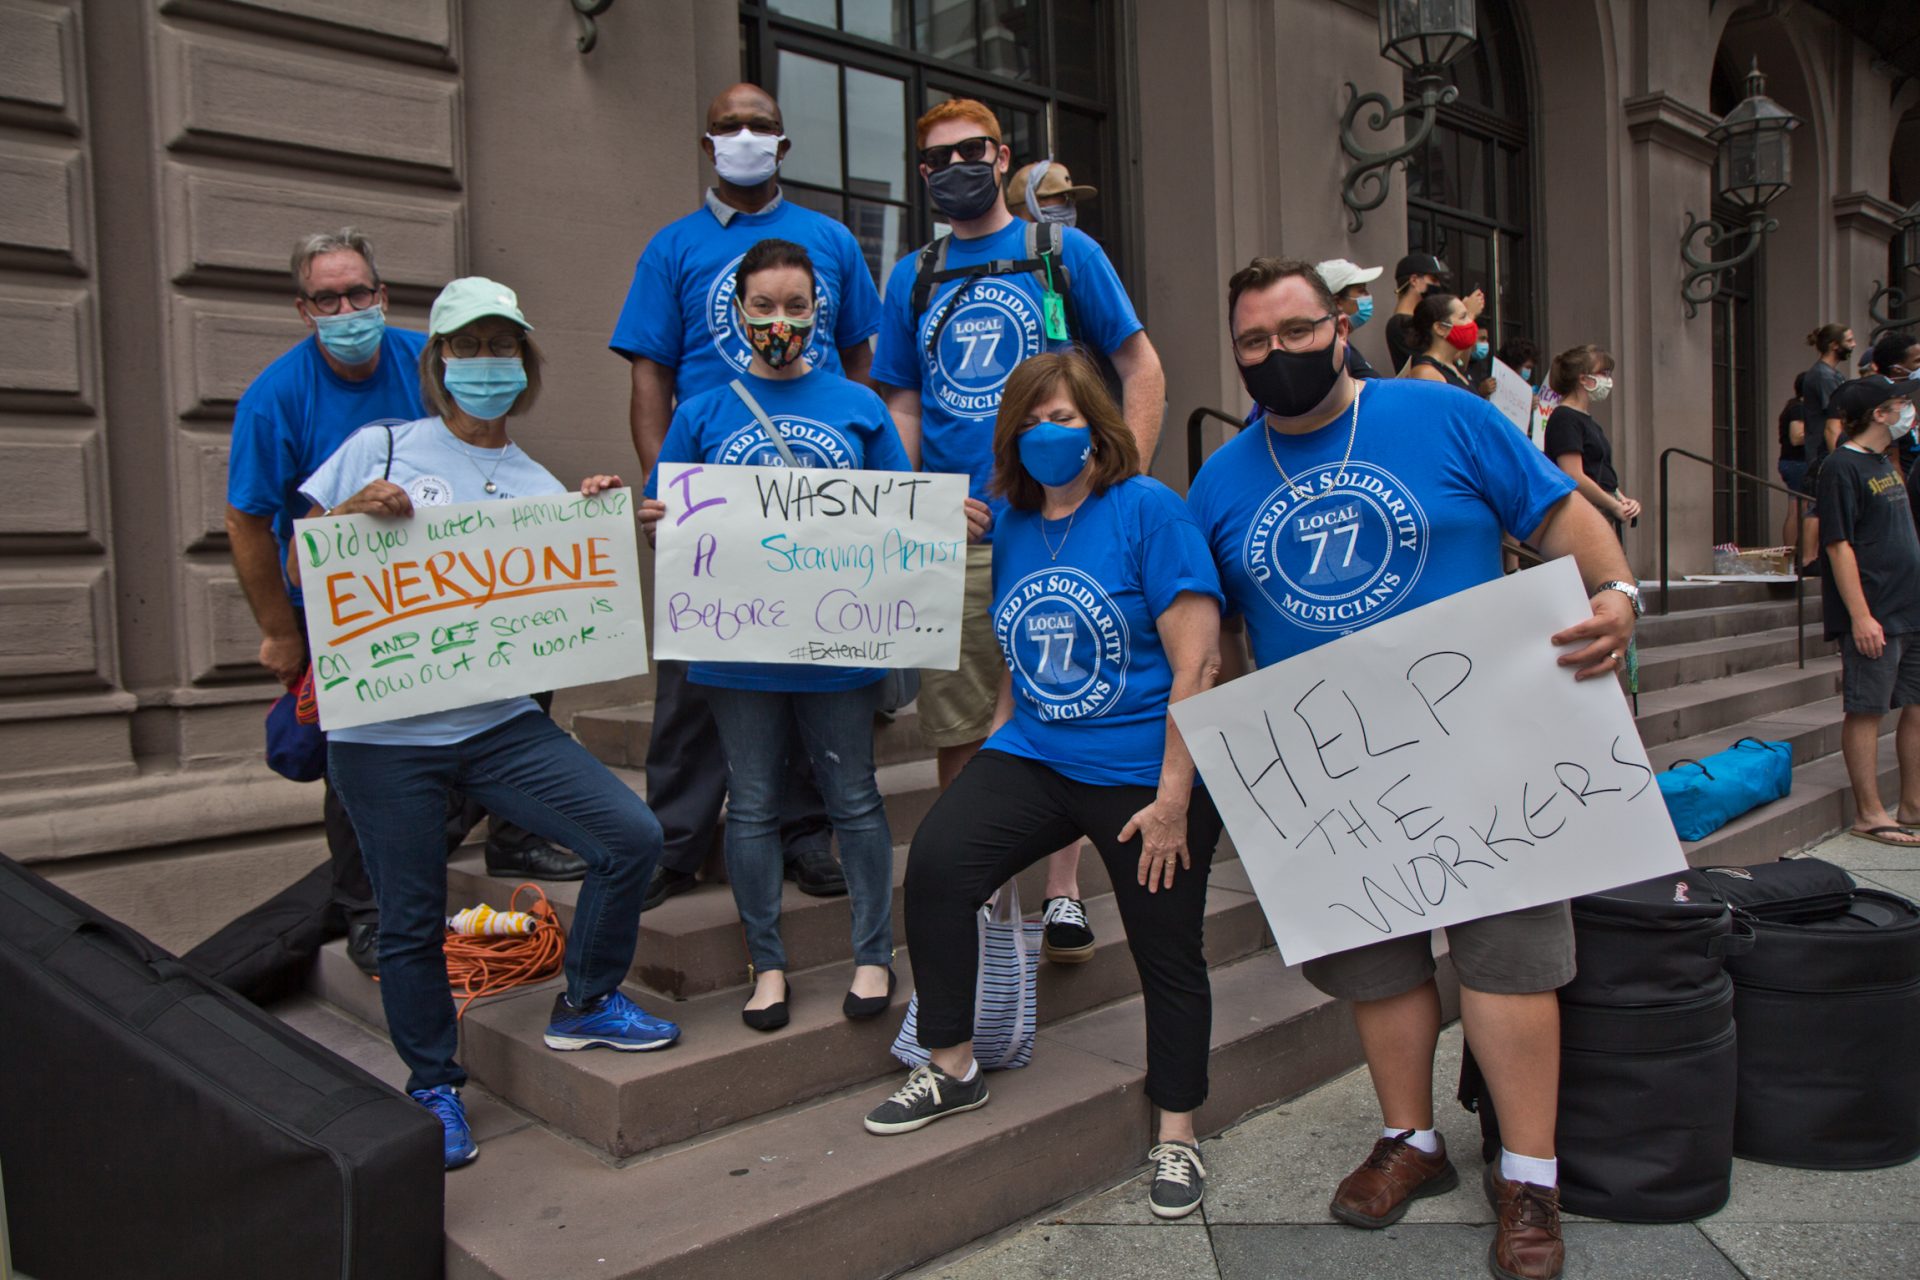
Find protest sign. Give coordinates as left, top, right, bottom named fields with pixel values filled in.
left=1172, top=557, right=1684, bottom=965
left=294, top=490, right=648, bottom=731
left=652, top=463, right=967, bottom=670
left=1490, top=357, right=1534, bottom=435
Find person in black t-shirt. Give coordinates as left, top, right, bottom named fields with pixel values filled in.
left=1818, top=376, right=1920, bottom=847
left=1797, top=322, right=1856, bottom=567
left=1383, top=253, right=1483, bottom=373
left=1871, top=331, right=1920, bottom=486
left=1398, top=291, right=1478, bottom=391
left=1777, top=373, right=1809, bottom=551
left=1543, top=344, right=1639, bottom=534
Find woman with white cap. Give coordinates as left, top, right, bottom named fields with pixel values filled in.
left=298, top=277, right=681, bottom=1171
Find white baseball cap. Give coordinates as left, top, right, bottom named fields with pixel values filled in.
left=429, top=276, right=534, bottom=336
left=1316, top=259, right=1385, bottom=295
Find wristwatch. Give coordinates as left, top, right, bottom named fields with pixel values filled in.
left=1598, top=580, right=1643, bottom=618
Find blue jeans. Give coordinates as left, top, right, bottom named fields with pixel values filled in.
left=328, top=712, right=661, bottom=1092
left=704, top=683, right=894, bottom=973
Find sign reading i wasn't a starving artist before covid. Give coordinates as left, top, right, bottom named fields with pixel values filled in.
left=293, top=489, right=648, bottom=731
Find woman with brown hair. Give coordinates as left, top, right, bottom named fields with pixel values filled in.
left=863, top=351, right=1227, bottom=1221
left=1398, top=290, right=1478, bottom=391
left=1544, top=344, right=1641, bottom=534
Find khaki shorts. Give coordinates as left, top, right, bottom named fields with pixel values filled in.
left=917, top=543, right=1000, bottom=749
left=1301, top=899, right=1576, bottom=1002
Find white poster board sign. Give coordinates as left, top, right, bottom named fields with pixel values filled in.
left=1173, top=558, right=1684, bottom=965
left=652, top=463, right=967, bottom=669
left=294, top=490, right=648, bottom=731
left=1490, top=357, right=1534, bottom=435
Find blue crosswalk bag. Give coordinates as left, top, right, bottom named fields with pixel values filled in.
left=1657, top=738, right=1792, bottom=841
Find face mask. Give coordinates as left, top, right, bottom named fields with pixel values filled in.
left=1444, top=321, right=1478, bottom=352
left=442, top=356, right=527, bottom=421
left=311, top=305, right=385, bottom=364
left=1892, top=403, right=1917, bottom=441
left=926, top=160, right=1001, bottom=221
left=1034, top=201, right=1077, bottom=227
left=1239, top=340, right=1344, bottom=419
left=1585, top=373, right=1614, bottom=403
left=1017, top=421, right=1092, bottom=487
left=738, top=307, right=813, bottom=370
left=707, top=128, right=783, bottom=186
left=1472, top=339, right=1490, bottom=362
left=1520, top=365, right=1535, bottom=384
left=1352, top=297, right=1374, bottom=328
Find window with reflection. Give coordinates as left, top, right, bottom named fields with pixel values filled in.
left=744, top=0, right=1123, bottom=290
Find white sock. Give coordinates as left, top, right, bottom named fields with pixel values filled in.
left=1500, top=1149, right=1558, bottom=1187
left=952, top=1059, right=979, bottom=1083
left=1385, top=1125, right=1439, bottom=1154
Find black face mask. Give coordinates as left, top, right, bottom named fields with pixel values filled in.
left=926, top=161, right=1001, bottom=221
left=1239, top=339, right=1344, bottom=419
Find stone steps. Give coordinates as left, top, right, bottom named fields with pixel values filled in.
left=1631, top=624, right=1835, bottom=693
left=1630, top=655, right=1843, bottom=748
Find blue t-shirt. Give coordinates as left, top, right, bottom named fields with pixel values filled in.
left=299, top=416, right=566, bottom=746
left=1188, top=379, right=1576, bottom=669
left=983, top=477, right=1223, bottom=788
left=870, top=221, right=1143, bottom=530
left=646, top=368, right=912, bottom=694
left=227, top=329, right=428, bottom=606
left=608, top=196, right=883, bottom=399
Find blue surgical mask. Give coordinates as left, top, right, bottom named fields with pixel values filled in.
left=1520, top=365, right=1535, bottom=384
left=311, top=305, right=386, bottom=364
left=1017, top=421, right=1092, bottom=487
left=1352, top=296, right=1374, bottom=328
left=443, top=356, right=527, bottom=421
left=1472, top=339, right=1490, bottom=362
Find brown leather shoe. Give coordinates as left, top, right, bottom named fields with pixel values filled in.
left=1484, top=1164, right=1565, bottom=1280
left=1328, top=1131, right=1460, bottom=1228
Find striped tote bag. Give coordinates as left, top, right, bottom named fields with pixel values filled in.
left=891, top=879, right=1043, bottom=1071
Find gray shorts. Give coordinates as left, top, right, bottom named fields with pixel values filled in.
left=1841, top=632, right=1920, bottom=715
left=1301, top=900, right=1576, bottom=1002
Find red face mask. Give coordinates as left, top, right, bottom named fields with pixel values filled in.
left=1444, top=320, right=1479, bottom=352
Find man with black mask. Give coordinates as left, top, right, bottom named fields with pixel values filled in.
left=1188, top=257, right=1637, bottom=1280
left=872, top=97, right=1166, bottom=960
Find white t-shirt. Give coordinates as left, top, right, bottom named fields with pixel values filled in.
left=300, top=416, right=567, bottom=746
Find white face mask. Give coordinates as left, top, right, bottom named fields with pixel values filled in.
left=707, top=128, right=784, bottom=186
left=1892, top=402, right=1917, bottom=441
left=1584, top=373, right=1614, bottom=403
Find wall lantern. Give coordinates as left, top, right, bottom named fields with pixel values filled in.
left=1338, top=0, right=1478, bottom=232
left=1679, top=61, right=1800, bottom=318
left=1867, top=201, right=1920, bottom=342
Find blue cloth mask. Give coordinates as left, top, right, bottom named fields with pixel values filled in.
left=311, top=306, right=386, bottom=364
left=443, top=356, right=527, bottom=421
left=1017, top=421, right=1092, bottom=487
left=1472, top=339, right=1490, bottom=362
left=1352, top=296, right=1374, bottom=328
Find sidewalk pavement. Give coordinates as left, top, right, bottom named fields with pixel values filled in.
left=909, top=832, right=1920, bottom=1279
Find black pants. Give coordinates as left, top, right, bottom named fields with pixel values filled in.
left=645, top=659, right=831, bottom=876
left=905, top=750, right=1222, bottom=1113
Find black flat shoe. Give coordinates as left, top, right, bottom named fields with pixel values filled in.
left=643, top=866, right=698, bottom=912
left=743, top=976, right=790, bottom=1032
left=786, top=846, right=848, bottom=897
left=843, top=967, right=896, bottom=1020
left=486, top=839, right=588, bottom=882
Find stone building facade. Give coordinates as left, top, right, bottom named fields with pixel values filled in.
left=1, top=0, right=1911, bottom=938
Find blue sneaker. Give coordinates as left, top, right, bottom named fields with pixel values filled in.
left=543, top=989, right=681, bottom=1052
left=411, top=1084, right=478, bottom=1169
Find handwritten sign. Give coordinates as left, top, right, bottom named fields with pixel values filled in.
left=653, top=463, right=966, bottom=669
left=1173, top=558, right=1683, bottom=965
left=1490, top=357, right=1534, bottom=435
left=294, top=490, right=648, bottom=731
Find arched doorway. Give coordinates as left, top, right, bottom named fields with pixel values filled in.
left=1403, top=0, right=1536, bottom=352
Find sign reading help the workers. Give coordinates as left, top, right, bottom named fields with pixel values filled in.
left=1172, top=557, right=1684, bottom=965
left=653, top=463, right=966, bottom=670
left=295, top=490, right=648, bottom=731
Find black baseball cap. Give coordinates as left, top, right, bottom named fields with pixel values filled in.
left=1394, top=253, right=1449, bottom=283
left=1831, top=376, right=1911, bottom=426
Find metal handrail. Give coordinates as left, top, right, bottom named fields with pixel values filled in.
left=1657, top=446, right=1812, bottom=668
left=1186, top=405, right=1246, bottom=482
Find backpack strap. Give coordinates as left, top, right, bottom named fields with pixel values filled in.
left=728, top=379, right=803, bottom=468
left=908, top=235, right=952, bottom=318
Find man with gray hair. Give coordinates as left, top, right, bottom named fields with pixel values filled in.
left=226, top=229, right=583, bottom=973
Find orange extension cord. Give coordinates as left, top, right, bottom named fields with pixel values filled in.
left=443, top=883, right=567, bottom=1018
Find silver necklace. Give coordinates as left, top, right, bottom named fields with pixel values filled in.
left=1262, top=381, right=1362, bottom=506
left=1041, top=507, right=1076, bottom=561
left=456, top=439, right=516, bottom=493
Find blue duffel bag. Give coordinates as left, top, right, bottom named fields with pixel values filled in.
left=1657, top=738, right=1793, bottom=841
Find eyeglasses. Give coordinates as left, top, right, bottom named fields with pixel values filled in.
left=302, top=285, right=380, bottom=315
left=918, top=135, right=997, bottom=170
left=446, top=333, right=523, bottom=358
left=1234, top=313, right=1335, bottom=362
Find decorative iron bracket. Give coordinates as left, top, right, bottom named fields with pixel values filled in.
left=1868, top=270, right=1920, bottom=342
left=1679, top=209, right=1775, bottom=318
left=573, top=0, right=614, bottom=54
left=1338, top=72, right=1457, bottom=233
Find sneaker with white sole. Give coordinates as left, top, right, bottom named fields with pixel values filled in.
left=411, top=1084, right=478, bottom=1170
left=1148, top=1140, right=1206, bottom=1219
left=543, top=989, right=681, bottom=1052
left=1040, top=896, right=1095, bottom=963
left=863, top=1063, right=989, bottom=1135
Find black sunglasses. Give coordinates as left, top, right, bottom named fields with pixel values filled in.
left=918, top=135, right=998, bottom=170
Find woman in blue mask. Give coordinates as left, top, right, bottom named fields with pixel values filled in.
left=863, top=350, right=1227, bottom=1223
left=295, top=277, right=682, bottom=1171
left=639, top=239, right=986, bottom=1031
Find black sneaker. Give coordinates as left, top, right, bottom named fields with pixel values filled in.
left=1148, top=1141, right=1207, bottom=1219
left=863, top=1064, right=989, bottom=1135
left=643, top=866, right=698, bottom=912
left=1041, top=896, right=1095, bottom=964
left=346, top=919, right=380, bottom=977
